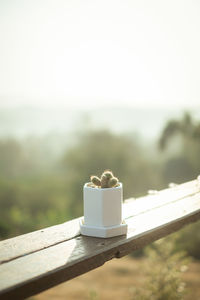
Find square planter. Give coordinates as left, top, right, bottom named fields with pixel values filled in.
left=80, top=182, right=127, bottom=238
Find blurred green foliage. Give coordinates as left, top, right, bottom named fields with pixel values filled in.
left=131, top=235, right=189, bottom=300
left=159, top=112, right=200, bottom=183
left=0, top=112, right=200, bottom=261
left=61, top=130, right=160, bottom=217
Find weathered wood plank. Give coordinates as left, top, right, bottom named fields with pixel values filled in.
left=0, top=186, right=200, bottom=300
left=0, top=180, right=198, bottom=265
left=0, top=218, right=81, bottom=264
left=123, top=179, right=199, bottom=218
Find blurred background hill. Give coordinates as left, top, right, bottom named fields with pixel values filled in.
left=1, top=105, right=200, bottom=139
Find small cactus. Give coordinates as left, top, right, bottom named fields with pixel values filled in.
left=103, top=170, right=113, bottom=179
left=108, top=177, right=118, bottom=188
left=91, top=176, right=101, bottom=187
left=89, top=170, right=119, bottom=188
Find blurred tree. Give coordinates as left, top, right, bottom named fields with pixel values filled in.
left=61, top=129, right=159, bottom=217
left=0, top=137, right=71, bottom=239
left=159, top=112, right=200, bottom=183
left=0, top=139, right=25, bottom=178
left=159, top=112, right=195, bottom=151
left=131, top=236, right=189, bottom=300
left=175, top=220, right=200, bottom=260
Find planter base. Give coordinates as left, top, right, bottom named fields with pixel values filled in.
left=80, top=218, right=128, bottom=238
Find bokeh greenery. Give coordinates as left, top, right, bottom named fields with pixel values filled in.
left=131, top=235, right=190, bottom=300
left=0, top=112, right=200, bottom=262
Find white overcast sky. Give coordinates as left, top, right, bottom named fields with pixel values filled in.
left=0, top=0, right=200, bottom=108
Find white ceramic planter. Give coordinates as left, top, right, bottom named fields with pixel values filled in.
left=80, top=182, right=127, bottom=238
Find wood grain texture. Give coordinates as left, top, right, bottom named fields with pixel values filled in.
left=0, top=179, right=200, bottom=299
left=0, top=217, right=81, bottom=264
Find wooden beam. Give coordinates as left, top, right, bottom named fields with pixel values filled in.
left=0, top=179, right=200, bottom=299
left=0, top=180, right=198, bottom=264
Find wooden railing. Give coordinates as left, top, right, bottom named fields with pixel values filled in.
left=0, top=179, right=200, bottom=299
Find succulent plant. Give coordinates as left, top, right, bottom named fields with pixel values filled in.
left=89, top=170, right=119, bottom=188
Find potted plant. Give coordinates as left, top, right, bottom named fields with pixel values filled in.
left=80, top=170, right=127, bottom=238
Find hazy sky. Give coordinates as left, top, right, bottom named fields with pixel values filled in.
left=0, top=0, right=200, bottom=108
